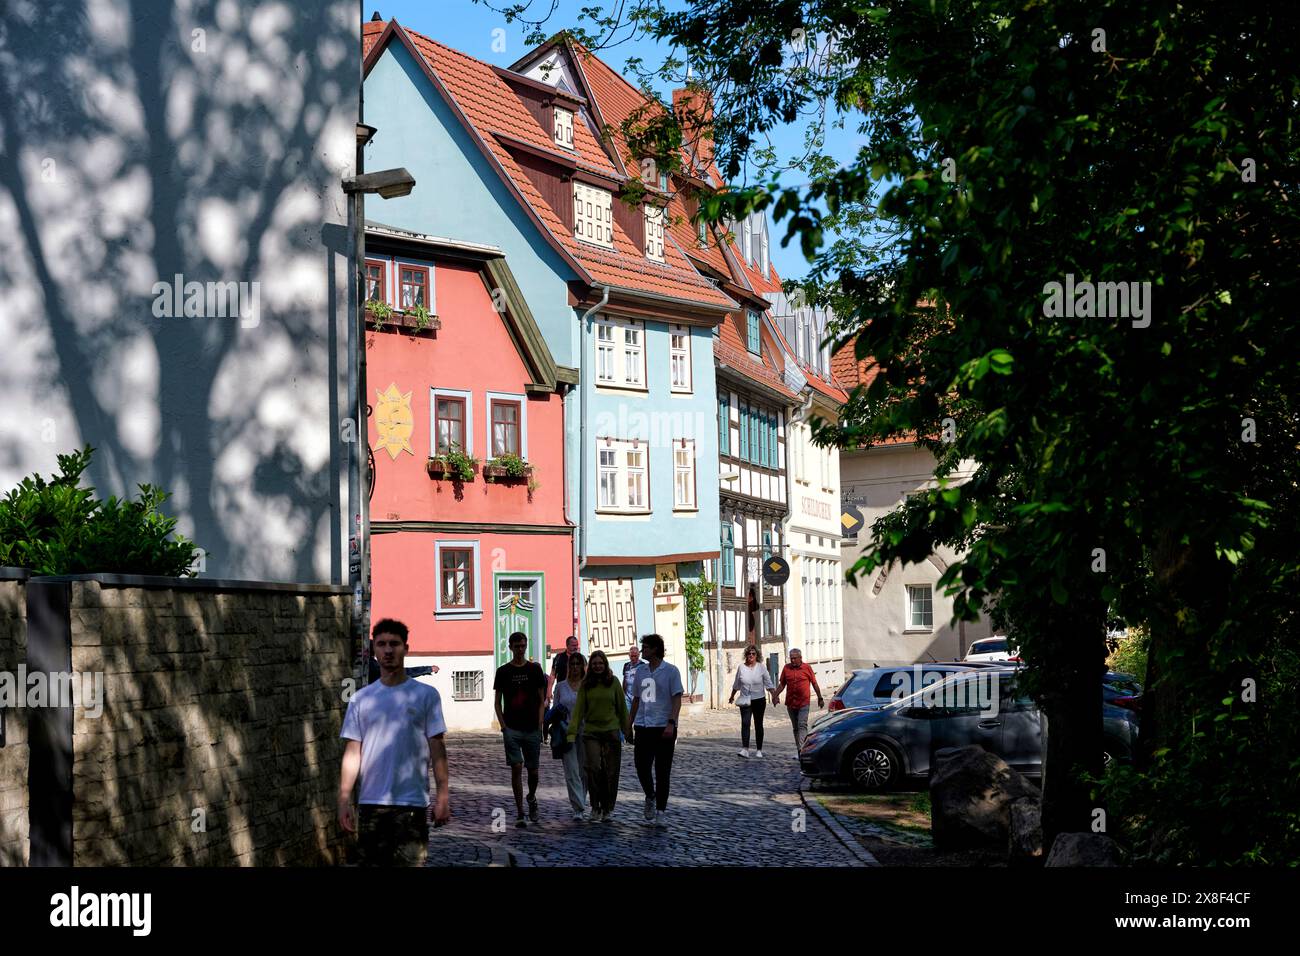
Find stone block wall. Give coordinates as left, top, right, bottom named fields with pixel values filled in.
left=2, top=573, right=351, bottom=866
left=0, top=576, right=28, bottom=865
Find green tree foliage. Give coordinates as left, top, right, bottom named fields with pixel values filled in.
left=0, top=447, right=197, bottom=577
left=633, top=0, right=1299, bottom=862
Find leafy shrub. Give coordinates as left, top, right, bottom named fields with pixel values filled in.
left=486, top=452, right=529, bottom=478
left=434, top=445, right=478, bottom=482
left=1106, top=627, right=1149, bottom=684
left=0, top=447, right=197, bottom=577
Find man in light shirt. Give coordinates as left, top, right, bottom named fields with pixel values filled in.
left=338, top=619, right=449, bottom=865
left=626, top=633, right=683, bottom=828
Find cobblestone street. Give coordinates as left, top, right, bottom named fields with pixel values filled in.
left=425, top=707, right=869, bottom=866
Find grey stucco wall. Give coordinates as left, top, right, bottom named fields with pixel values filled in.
left=0, top=0, right=360, bottom=584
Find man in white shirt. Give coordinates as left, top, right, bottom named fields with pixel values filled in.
left=626, top=633, right=683, bottom=828
left=338, top=619, right=449, bottom=865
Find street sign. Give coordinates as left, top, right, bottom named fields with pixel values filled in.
left=763, top=556, right=790, bottom=587
left=841, top=504, right=865, bottom=538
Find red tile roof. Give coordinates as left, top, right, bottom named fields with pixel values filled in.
left=364, top=21, right=733, bottom=310
left=714, top=312, right=797, bottom=400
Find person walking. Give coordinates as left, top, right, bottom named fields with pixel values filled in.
left=567, top=649, right=630, bottom=823
left=774, top=647, right=823, bottom=757
left=493, top=631, right=547, bottom=827
left=546, top=652, right=589, bottom=820
left=626, top=633, right=683, bottom=828
left=728, top=644, right=776, bottom=758
left=338, top=618, right=449, bottom=866
left=621, top=644, right=641, bottom=713
left=546, top=635, right=580, bottom=707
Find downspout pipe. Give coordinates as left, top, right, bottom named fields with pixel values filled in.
left=575, top=286, right=611, bottom=639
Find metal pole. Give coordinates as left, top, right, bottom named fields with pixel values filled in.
left=716, top=509, right=725, bottom=709
left=348, top=174, right=363, bottom=683
left=356, top=189, right=372, bottom=674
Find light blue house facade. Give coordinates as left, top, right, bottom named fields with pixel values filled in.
left=362, top=19, right=731, bottom=686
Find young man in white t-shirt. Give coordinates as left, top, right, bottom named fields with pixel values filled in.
left=338, top=619, right=449, bottom=865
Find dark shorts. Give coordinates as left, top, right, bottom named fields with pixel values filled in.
left=502, top=727, right=542, bottom=769
left=357, top=804, right=427, bottom=867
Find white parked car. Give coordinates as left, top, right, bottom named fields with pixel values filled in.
left=964, top=637, right=1019, bottom=662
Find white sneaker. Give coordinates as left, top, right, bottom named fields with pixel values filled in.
left=643, top=797, right=656, bottom=824
left=654, top=810, right=669, bottom=829
left=737, top=748, right=749, bottom=758
left=754, top=750, right=764, bottom=759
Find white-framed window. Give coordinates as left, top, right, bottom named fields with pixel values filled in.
left=598, top=447, right=618, bottom=508
left=673, top=440, right=696, bottom=510
left=760, top=227, right=769, bottom=276
left=431, top=388, right=473, bottom=456
left=486, top=392, right=528, bottom=459
left=626, top=445, right=646, bottom=509
left=435, top=540, right=482, bottom=619
left=596, top=321, right=616, bottom=383
left=645, top=205, right=665, bottom=262
left=554, top=106, right=574, bottom=148
left=623, top=324, right=644, bottom=386
left=595, top=438, right=651, bottom=514
left=593, top=316, right=646, bottom=390
left=452, top=670, right=484, bottom=701
left=669, top=327, right=692, bottom=392
left=906, top=584, right=934, bottom=631
left=574, top=181, right=613, bottom=247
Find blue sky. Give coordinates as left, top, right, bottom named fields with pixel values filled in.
left=369, top=0, right=859, bottom=281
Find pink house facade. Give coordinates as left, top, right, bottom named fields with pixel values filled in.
left=364, top=225, right=575, bottom=729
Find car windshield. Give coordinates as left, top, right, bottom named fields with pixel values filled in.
left=971, top=639, right=1007, bottom=654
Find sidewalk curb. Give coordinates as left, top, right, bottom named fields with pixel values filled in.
left=799, top=782, right=882, bottom=867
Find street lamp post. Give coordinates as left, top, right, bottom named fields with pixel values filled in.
left=342, top=147, right=415, bottom=684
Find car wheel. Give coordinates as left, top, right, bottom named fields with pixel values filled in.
left=844, top=740, right=900, bottom=792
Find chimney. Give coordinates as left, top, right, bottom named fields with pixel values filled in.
left=672, top=85, right=714, bottom=173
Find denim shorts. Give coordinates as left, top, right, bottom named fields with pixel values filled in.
left=502, top=727, right=542, bottom=769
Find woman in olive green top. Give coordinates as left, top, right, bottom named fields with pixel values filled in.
left=567, top=650, right=631, bottom=822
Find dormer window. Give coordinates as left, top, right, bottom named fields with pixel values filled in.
left=746, top=310, right=761, bottom=355
left=554, top=107, right=574, bottom=149
left=645, top=205, right=665, bottom=262
left=658, top=171, right=670, bottom=191
left=574, top=182, right=613, bottom=247
left=697, top=220, right=708, bottom=246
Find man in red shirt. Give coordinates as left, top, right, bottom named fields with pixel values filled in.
left=774, top=648, right=823, bottom=757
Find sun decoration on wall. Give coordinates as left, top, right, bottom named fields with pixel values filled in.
left=374, top=383, right=414, bottom=460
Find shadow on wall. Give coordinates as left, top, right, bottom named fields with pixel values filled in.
left=0, top=0, right=358, bottom=584
left=0, top=575, right=354, bottom=867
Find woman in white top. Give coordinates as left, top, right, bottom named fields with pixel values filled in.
left=547, top=653, right=589, bottom=819
left=728, top=645, right=777, bottom=758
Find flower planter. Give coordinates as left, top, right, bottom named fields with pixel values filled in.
left=483, top=462, right=533, bottom=482
left=367, top=308, right=441, bottom=334
left=426, top=458, right=477, bottom=481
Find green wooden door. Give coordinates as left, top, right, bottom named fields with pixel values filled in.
left=494, top=575, right=545, bottom=667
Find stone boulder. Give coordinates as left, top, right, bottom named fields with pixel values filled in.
left=1007, top=797, right=1043, bottom=865
left=1045, top=832, right=1124, bottom=867
left=930, top=745, right=1040, bottom=849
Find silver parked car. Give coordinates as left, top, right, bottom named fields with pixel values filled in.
left=799, top=669, right=1139, bottom=790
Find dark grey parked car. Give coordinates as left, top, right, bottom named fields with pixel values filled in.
left=800, top=669, right=1139, bottom=791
